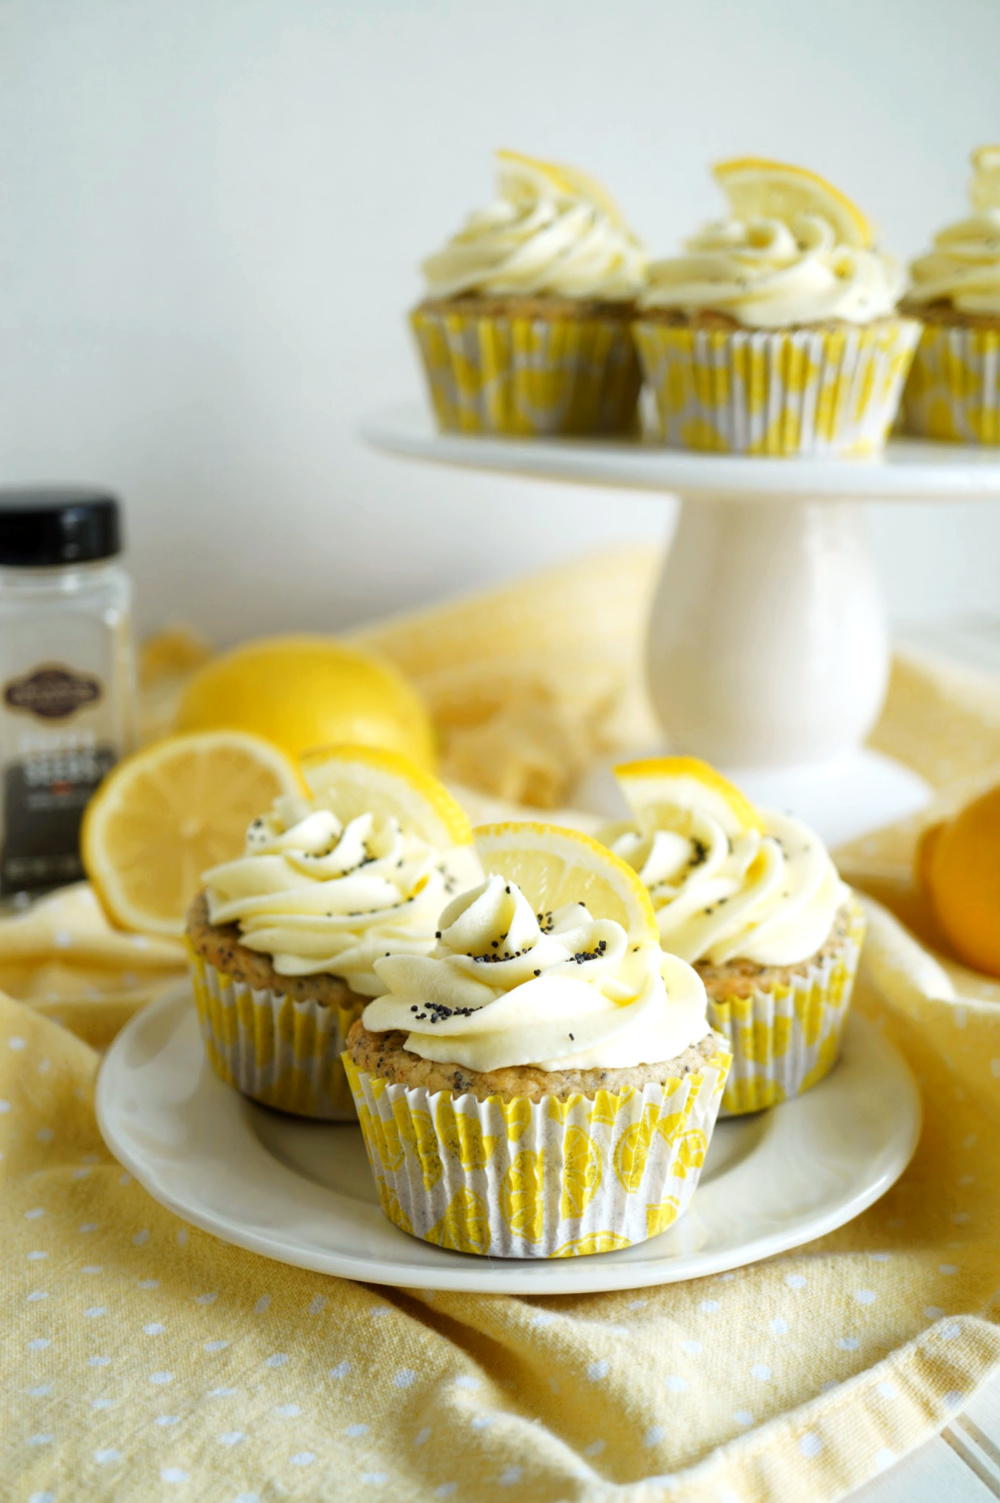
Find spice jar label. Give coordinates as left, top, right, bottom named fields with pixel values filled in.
left=3, top=664, right=103, bottom=721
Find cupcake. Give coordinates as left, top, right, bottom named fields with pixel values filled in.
left=901, top=145, right=1000, bottom=443
left=185, top=746, right=480, bottom=1120
left=343, top=822, right=731, bottom=1258
left=599, top=758, right=865, bottom=1116
left=411, top=149, right=646, bottom=437
left=635, top=158, right=920, bottom=455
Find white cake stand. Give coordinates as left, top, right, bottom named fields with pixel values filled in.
left=363, top=405, right=1000, bottom=844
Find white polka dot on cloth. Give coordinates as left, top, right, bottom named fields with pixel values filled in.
left=94, top=1449, right=121, bottom=1464
left=498, top=1466, right=522, bottom=1486
left=770, top=1318, right=788, bottom=1335
left=583, top=1439, right=605, bottom=1457
left=799, top=1432, right=822, bottom=1457
left=784, top=1274, right=806, bottom=1289
left=587, top=1360, right=610, bottom=1382
left=854, top=1290, right=877, bottom=1305
left=161, top=1468, right=188, bottom=1484
left=219, top=1431, right=245, bottom=1446
left=308, top=1294, right=327, bottom=1315
left=664, top=1375, right=687, bottom=1392
left=149, top=1372, right=173, bottom=1385
left=254, top=1295, right=270, bottom=1314
left=698, top=1299, right=720, bottom=1313
left=265, top=1353, right=288, bottom=1368
left=838, top=1337, right=860, bottom=1351
left=733, top=1411, right=754, bottom=1427
left=345, top=1424, right=369, bottom=1438
left=329, top=1361, right=351, bottom=1379
left=274, top=1404, right=300, bottom=1417
left=393, top=1369, right=417, bottom=1388
left=290, top=1452, right=315, bottom=1466
left=643, top=1426, right=665, bottom=1447
left=413, top=1426, right=431, bottom=1447
left=751, top=1364, right=771, bottom=1381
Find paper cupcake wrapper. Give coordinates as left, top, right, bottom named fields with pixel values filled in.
left=634, top=320, right=920, bottom=456
left=707, top=898, right=866, bottom=1116
left=187, top=944, right=364, bottom=1120
left=343, top=1044, right=731, bottom=1258
left=901, top=323, right=1000, bottom=443
left=410, top=306, right=642, bottom=437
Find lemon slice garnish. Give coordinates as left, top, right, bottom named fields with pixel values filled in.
left=473, top=821, right=659, bottom=942
left=613, top=757, right=763, bottom=841
left=82, top=731, right=302, bottom=936
left=299, top=744, right=472, bottom=848
left=496, top=148, right=625, bottom=225
left=712, top=157, right=874, bottom=248
left=970, top=145, right=1000, bottom=212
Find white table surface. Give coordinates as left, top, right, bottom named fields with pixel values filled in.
left=848, top=620, right=1000, bottom=1503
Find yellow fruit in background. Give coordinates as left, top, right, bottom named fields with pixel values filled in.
left=919, top=785, right=1000, bottom=975
left=81, top=731, right=302, bottom=936
left=173, top=635, right=436, bottom=770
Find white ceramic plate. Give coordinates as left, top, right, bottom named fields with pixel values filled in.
left=97, top=985, right=920, bottom=1295
left=362, top=403, right=1000, bottom=503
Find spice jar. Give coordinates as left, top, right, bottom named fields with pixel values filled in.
left=0, top=487, right=136, bottom=896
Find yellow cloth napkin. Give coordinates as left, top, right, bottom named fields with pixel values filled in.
left=3, top=549, right=1000, bottom=1502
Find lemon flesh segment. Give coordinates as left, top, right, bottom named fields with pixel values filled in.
left=613, top=756, right=763, bottom=840
left=712, top=158, right=873, bottom=249
left=496, top=148, right=624, bottom=226
left=81, top=731, right=302, bottom=937
left=299, top=744, right=472, bottom=848
left=473, top=821, right=659, bottom=943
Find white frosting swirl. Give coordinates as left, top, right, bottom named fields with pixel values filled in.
left=422, top=177, right=645, bottom=302
left=203, top=793, right=479, bottom=997
left=641, top=215, right=903, bottom=328
left=907, top=154, right=1000, bottom=315
left=604, top=808, right=846, bottom=968
left=363, top=874, right=708, bottom=1072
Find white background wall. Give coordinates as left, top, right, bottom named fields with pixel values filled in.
left=2, top=0, right=1000, bottom=643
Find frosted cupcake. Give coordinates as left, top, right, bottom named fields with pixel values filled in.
left=635, top=158, right=919, bottom=455
left=185, top=747, right=479, bottom=1120
left=411, top=149, right=646, bottom=437
left=600, top=759, right=865, bottom=1116
left=902, top=145, right=1000, bottom=443
left=344, top=822, right=731, bottom=1259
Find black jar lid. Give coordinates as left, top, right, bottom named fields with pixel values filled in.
left=0, top=487, right=122, bottom=567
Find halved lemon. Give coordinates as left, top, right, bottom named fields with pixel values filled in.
left=473, top=821, right=659, bottom=941
left=712, top=158, right=873, bottom=248
left=614, top=756, right=763, bottom=840
left=497, top=148, right=624, bottom=225
left=82, top=731, right=302, bottom=936
left=300, top=744, right=472, bottom=847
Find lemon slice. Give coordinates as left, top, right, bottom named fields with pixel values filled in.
left=712, top=157, right=873, bottom=248
left=299, top=744, right=472, bottom=847
left=496, top=148, right=624, bottom=225
left=473, top=821, right=659, bottom=941
left=82, top=731, right=302, bottom=936
left=613, top=757, right=763, bottom=840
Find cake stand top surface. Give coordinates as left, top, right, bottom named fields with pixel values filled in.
left=363, top=404, right=1000, bottom=503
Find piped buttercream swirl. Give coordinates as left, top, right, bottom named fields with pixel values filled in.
left=641, top=216, right=903, bottom=328
left=203, top=793, right=479, bottom=997
left=907, top=149, right=1000, bottom=316
left=363, top=873, right=708, bottom=1071
left=421, top=160, right=646, bottom=302
left=604, top=808, right=847, bottom=968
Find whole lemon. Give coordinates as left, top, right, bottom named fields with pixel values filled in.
left=173, top=635, right=436, bottom=770
left=920, top=783, right=1000, bottom=975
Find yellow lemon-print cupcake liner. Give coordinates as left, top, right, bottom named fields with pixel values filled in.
left=188, top=946, right=363, bottom=1121
left=343, top=1043, right=731, bottom=1259
left=901, top=324, right=1000, bottom=443
left=634, top=321, right=920, bottom=455
left=709, top=899, right=866, bottom=1117
left=410, top=307, right=642, bottom=437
